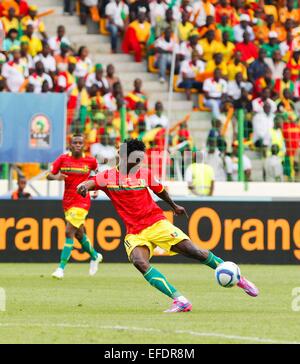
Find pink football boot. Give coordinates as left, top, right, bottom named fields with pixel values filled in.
left=164, top=299, right=193, bottom=313
left=237, top=276, right=259, bottom=297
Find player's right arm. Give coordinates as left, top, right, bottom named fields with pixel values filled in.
left=46, top=155, right=68, bottom=181
left=77, top=179, right=97, bottom=198
left=147, top=169, right=189, bottom=218
left=77, top=170, right=108, bottom=197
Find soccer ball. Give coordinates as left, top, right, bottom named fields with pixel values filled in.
left=215, top=261, right=241, bottom=288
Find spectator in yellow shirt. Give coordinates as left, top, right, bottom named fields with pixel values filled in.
left=219, top=31, right=235, bottom=63
left=155, top=7, right=176, bottom=38
left=129, top=8, right=151, bottom=44
left=122, top=7, right=150, bottom=62
left=205, top=52, right=228, bottom=78
left=279, top=0, right=300, bottom=24
left=199, top=30, right=222, bottom=62
left=1, top=6, right=19, bottom=34
left=264, top=0, right=279, bottom=22
left=198, top=15, right=222, bottom=41
left=177, top=11, right=194, bottom=42
left=227, top=51, right=247, bottom=81
left=185, top=156, right=215, bottom=196
left=20, top=24, right=42, bottom=57
left=21, top=5, right=47, bottom=39
left=255, top=14, right=286, bottom=44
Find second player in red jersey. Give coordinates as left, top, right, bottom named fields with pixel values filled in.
left=47, top=134, right=103, bottom=279
left=51, top=151, right=98, bottom=212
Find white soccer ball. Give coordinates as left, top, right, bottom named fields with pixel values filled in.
left=215, top=261, right=241, bottom=288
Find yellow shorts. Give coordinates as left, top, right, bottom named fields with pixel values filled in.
left=124, top=219, right=190, bottom=260
left=65, top=207, right=88, bottom=228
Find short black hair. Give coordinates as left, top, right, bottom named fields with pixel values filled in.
left=121, top=138, right=146, bottom=157
left=77, top=46, right=87, bottom=57
left=7, top=28, right=18, bottom=36
left=17, top=175, right=26, bottom=182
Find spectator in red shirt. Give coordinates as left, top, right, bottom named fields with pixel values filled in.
left=125, top=78, right=148, bottom=111
left=235, top=31, right=258, bottom=64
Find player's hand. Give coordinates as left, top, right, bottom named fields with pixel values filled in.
left=77, top=183, right=88, bottom=197
left=57, top=173, right=68, bottom=181
left=173, top=204, right=189, bottom=219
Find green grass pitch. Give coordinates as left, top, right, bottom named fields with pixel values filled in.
left=0, top=263, right=299, bottom=344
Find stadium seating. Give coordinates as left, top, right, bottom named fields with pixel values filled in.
left=1, top=0, right=300, bottom=185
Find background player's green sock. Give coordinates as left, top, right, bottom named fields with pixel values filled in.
left=144, top=266, right=181, bottom=299
left=59, top=237, right=74, bottom=269
left=202, top=251, right=224, bottom=270
left=79, top=234, right=98, bottom=261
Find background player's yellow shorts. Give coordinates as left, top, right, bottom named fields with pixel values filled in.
left=124, top=219, right=190, bottom=260
left=65, top=207, right=88, bottom=228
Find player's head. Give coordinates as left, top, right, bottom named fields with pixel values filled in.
left=119, top=139, right=146, bottom=172
left=17, top=176, right=27, bottom=191
left=70, top=133, right=84, bottom=157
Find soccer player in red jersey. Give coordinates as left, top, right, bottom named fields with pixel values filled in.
left=77, top=139, right=259, bottom=312
left=47, top=134, right=103, bottom=279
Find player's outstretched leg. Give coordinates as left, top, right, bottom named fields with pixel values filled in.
left=52, top=223, right=77, bottom=279
left=171, top=239, right=259, bottom=297
left=130, top=246, right=192, bottom=313
left=75, top=226, right=103, bottom=276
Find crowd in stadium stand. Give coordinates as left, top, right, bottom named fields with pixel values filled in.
left=1, top=0, right=300, bottom=188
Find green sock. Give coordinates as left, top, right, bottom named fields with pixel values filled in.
left=144, top=266, right=180, bottom=299
left=79, top=234, right=98, bottom=261
left=59, top=237, right=74, bottom=269
left=202, top=251, right=224, bottom=270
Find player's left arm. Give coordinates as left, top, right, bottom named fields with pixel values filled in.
left=154, top=189, right=189, bottom=218
left=148, top=170, right=188, bottom=218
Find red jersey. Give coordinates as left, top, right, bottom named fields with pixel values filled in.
left=235, top=42, right=258, bottom=63
left=51, top=152, right=98, bottom=211
left=18, top=1, right=29, bottom=16
left=94, top=167, right=166, bottom=234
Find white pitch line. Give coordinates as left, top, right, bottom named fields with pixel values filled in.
left=174, top=330, right=298, bottom=344
left=0, top=323, right=298, bottom=344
